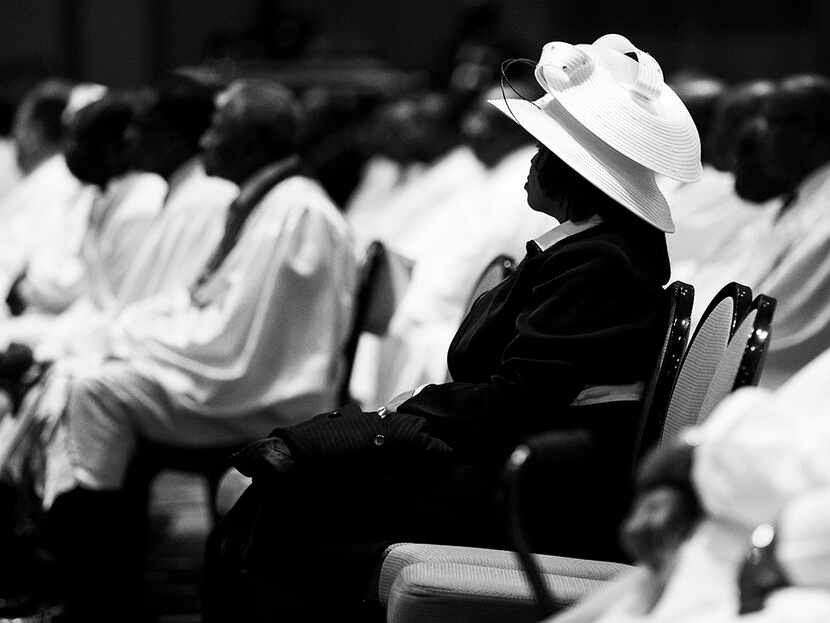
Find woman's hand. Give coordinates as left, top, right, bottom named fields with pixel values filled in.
left=231, top=437, right=296, bottom=481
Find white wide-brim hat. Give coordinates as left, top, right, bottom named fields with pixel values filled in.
left=491, top=33, right=703, bottom=233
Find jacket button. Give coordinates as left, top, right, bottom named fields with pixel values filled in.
left=373, top=434, right=385, bottom=447
left=328, top=410, right=341, bottom=418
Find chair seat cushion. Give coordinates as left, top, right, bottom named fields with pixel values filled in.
left=386, top=561, right=621, bottom=623
left=379, top=542, right=632, bottom=604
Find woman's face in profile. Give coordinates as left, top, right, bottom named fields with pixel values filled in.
left=525, top=146, right=567, bottom=221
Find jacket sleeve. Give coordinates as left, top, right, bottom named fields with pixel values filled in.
left=398, top=240, right=661, bottom=460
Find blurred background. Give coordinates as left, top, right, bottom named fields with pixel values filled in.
left=0, top=0, right=826, bottom=104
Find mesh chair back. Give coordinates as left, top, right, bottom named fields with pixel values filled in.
left=464, top=255, right=516, bottom=315
left=697, top=294, right=777, bottom=423
left=632, top=281, right=694, bottom=464
left=661, top=283, right=752, bottom=445
left=338, top=242, right=414, bottom=405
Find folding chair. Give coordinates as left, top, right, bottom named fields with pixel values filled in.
left=445, top=255, right=516, bottom=381
left=697, top=294, right=777, bottom=423
left=338, top=240, right=414, bottom=405
left=659, top=282, right=752, bottom=445
left=380, top=281, right=696, bottom=623
left=466, top=255, right=516, bottom=312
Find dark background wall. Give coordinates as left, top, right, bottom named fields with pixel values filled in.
left=0, top=0, right=825, bottom=93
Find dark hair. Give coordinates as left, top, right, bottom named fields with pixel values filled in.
left=227, top=79, right=303, bottom=160
left=65, top=92, right=136, bottom=185
left=147, top=75, right=218, bottom=150
left=18, top=79, right=73, bottom=145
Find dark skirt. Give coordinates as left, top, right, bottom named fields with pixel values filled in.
left=203, top=400, right=640, bottom=623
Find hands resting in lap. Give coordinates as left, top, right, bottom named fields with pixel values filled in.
left=232, top=391, right=451, bottom=483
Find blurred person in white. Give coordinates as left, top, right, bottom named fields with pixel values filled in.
left=682, top=77, right=830, bottom=375
left=103, top=76, right=238, bottom=309
left=667, top=81, right=780, bottom=278
left=7, top=77, right=238, bottom=362
left=344, top=98, right=426, bottom=246
left=345, top=91, right=486, bottom=256
left=346, top=92, right=486, bottom=404
left=363, top=80, right=554, bottom=405
left=0, top=92, right=167, bottom=348
left=0, top=80, right=84, bottom=296
left=0, top=79, right=356, bottom=621
left=2, top=85, right=105, bottom=318
left=549, top=346, right=830, bottom=623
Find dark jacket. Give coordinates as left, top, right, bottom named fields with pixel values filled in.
left=209, top=217, right=672, bottom=622
left=400, top=218, right=670, bottom=460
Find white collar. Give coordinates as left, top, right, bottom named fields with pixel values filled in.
left=531, top=214, right=603, bottom=252
left=166, top=157, right=201, bottom=197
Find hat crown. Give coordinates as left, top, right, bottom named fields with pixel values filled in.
left=594, top=34, right=664, bottom=104
left=535, top=42, right=594, bottom=92
left=535, top=35, right=665, bottom=108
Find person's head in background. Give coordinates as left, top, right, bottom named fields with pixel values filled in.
left=670, top=74, right=726, bottom=167
left=758, top=75, right=830, bottom=194
left=127, top=75, right=218, bottom=181
left=370, top=91, right=459, bottom=166
left=461, top=78, right=542, bottom=167
left=299, top=86, right=376, bottom=207
left=200, top=79, right=302, bottom=186
left=64, top=92, right=137, bottom=188
left=708, top=80, right=775, bottom=174
left=12, top=79, right=73, bottom=175
left=732, top=75, right=830, bottom=205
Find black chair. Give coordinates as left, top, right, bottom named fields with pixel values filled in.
left=697, top=293, right=777, bottom=423
left=337, top=240, right=414, bottom=405
left=379, top=280, right=696, bottom=622
left=337, top=240, right=388, bottom=406
left=444, top=255, right=516, bottom=382
left=632, top=281, right=695, bottom=465
left=465, top=255, right=516, bottom=313
left=659, top=282, right=752, bottom=445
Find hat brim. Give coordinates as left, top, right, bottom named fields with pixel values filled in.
left=490, top=95, right=675, bottom=233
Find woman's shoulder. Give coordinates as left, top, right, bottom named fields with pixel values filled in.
left=538, top=224, right=638, bottom=265
left=535, top=223, right=668, bottom=284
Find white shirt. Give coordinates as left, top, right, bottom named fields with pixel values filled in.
left=667, top=166, right=767, bottom=278
left=346, top=156, right=424, bottom=250
left=81, top=171, right=167, bottom=308
left=0, top=154, right=84, bottom=294
left=347, top=147, right=485, bottom=258
left=108, top=174, right=357, bottom=428
left=682, top=161, right=830, bottom=329
left=115, top=159, right=237, bottom=309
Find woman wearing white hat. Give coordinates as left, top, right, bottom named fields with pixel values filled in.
left=206, top=34, right=701, bottom=622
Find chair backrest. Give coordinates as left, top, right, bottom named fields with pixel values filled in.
left=445, top=255, right=516, bottom=383
left=463, top=255, right=516, bottom=316
left=697, top=294, right=777, bottom=423
left=660, top=282, right=753, bottom=445
left=338, top=241, right=413, bottom=405
left=632, top=281, right=694, bottom=465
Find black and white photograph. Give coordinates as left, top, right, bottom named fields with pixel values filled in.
left=0, top=1, right=829, bottom=621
